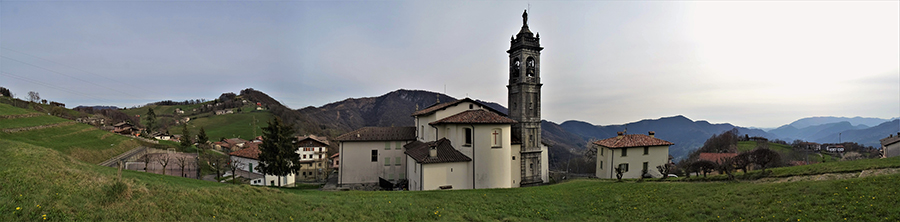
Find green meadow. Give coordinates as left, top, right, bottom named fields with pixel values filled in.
left=3, top=100, right=899, bottom=221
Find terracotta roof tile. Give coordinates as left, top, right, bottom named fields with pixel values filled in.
left=229, top=146, right=260, bottom=160
left=429, top=109, right=516, bottom=125
left=404, top=138, right=472, bottom=164
left=698, top=153, right=737, bottom=164
left=334, top=127, right=417, bottom=142
left=593, top=134, right=674, bottom=149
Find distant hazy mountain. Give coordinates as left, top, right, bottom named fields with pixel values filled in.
left=768, top=121, right=869, bottom=142
left=559, top=115, right=774, bottom=160
left=813, top=119, right=900, bottom=148
left=788, top=116, right=895, bottom=129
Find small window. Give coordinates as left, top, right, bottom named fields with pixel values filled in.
left=384, top=157, right=390, bottom=166
left=618, top=163, right=629, bottom=172
left=395, top=157, right=401, bottom=166
left=400, top=173, right=405, bottom=179
left=643, top=147, right=649, bottom=155
left=600, top=147, right=604, bottom=156
left=464, top=128, right=473, bottom=146
left=371, top=150, right=378, bottom=162
left=621, top=148, right=628, bottom=157
left=384, top=142, right=390, bottom=150
left=469, top=104, right=473, bottom=109
left=600, top=161, right=603, bottom=169
left=512, top=156, right=516, bottom=160
left=643, top=162, right=648, bottom=172
left=395, top=141, right=402, bottom=150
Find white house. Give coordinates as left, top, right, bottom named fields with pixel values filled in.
left=881, top=133, right=900, bottom=158
left=595, top=131, right=673, bottom=179
left=334, top=127, right=416, bottom=187
left=229, top=145, right=294, bottom=186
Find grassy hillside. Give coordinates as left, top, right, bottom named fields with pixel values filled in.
left=2, top=140, right=899, bottom=221
left=166, top=110, right=271, bottom=141
left=0, top=103, right=164, bottom=164
left=120, top=102, right=273, bottom=140
left=737, top=141, right=839, bottom=163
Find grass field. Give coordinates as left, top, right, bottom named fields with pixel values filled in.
left=166, top=111, right=272, bottom=141
left=2, top=139, right=899, bottom=221
left=0, top=102, right=37, bottom=115
left=0, top=115, right=71, bottom=129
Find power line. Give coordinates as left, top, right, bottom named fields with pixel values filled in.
left=1, top=71, right=117, bottom=105
left=1, top=55, right=143, bottom=99
left=1, top=47, right=155, bottom=96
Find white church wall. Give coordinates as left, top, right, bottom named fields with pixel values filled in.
left=473, top=124, right=512, bottom=189
left=421, top=162, right=470, bottom=190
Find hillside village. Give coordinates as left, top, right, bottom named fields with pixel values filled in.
left=2, top=8, right=900, bottom=221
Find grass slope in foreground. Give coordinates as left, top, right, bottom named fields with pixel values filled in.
left=2, top=139, right=899, bottom=221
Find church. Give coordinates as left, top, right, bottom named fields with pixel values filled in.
left=335, top=10, right=549, bottom=190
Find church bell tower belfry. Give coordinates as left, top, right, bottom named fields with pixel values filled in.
left=507, top=10, right=544, bottom=185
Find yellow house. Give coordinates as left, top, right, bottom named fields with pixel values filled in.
left=595, top=131, right=673, bottom=179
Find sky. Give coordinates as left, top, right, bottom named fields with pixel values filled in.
left=1, top=1, right=898, bottom=128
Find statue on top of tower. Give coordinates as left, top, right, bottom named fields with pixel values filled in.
left=522, top=9, right=528, bottom=26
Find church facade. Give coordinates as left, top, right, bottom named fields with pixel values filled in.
left=336, top=10, right=549, bottom=190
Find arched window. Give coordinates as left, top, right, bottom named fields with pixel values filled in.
left=510, top=58, right=521, bottom=79
left=526, top=57, right=535, bottom=77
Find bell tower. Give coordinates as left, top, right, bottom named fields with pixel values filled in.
left=507, top=9, right=543, bottom=185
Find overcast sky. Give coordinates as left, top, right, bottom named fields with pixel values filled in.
left=1, top=1, right=898, bottom=128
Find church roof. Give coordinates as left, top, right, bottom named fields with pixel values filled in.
left=404, top=138, right=472, bottom=164
left=593, top=134, right=674, bottom=149
left=334, top=127, right=416, bottom=142
left=410, top=98, right=506, bottom=117
left=429, top=109, right=516, bottom=125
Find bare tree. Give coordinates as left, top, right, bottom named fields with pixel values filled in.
left=718, top=157, right=736, bottom=180
left=203, top=153, right=229, bottom=181
left=656, top=163, right=674, bottom=180
left=174, top=155, right=190, bottom=177
left=28, top=91, right=40, bottom=103
left=750, top=148, right=781, bottom=171
left=734, top=152, right=752, bottom=173
left=155, top=153, right=171, bottom=175
left=139, top=151, right=154, bottom=172
left=227, top=158, right=245, bottom=184
left=690, top=160, right=717, bottom=177
left=614, top=165, right=625, bottom=182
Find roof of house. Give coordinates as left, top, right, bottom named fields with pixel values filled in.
left=429, top=109, right=517, bottom=125
left=410, top=98, right=505, bottom=117
left=113, top=122, right=133, bottom=127
left=229, top=146, right=260, bottom=160
left=880, top=134, right=900, bottom=146
left=593, top=134, right=674, bottom=149
left=296, top=135, right=330, bottom=146
left=404, top=138, right=472, bottom=164
left=224, top=138, right=250, bottom=145
left=334, top=127, right=417, bottom=142
left=698, top=153, right=738, bottom=164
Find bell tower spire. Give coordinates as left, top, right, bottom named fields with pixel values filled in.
left=507, top=9, right=544, bottom=186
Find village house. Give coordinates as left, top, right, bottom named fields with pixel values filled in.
left=594, top=131, right=673, bottom=179
left=698, top=152, right=738, bottom=165
left=295, top=135, right=330, bottom=181
left=880, top=133, right=900, bottom=158
left=335, top=127, right=416, bottom=188
left=331, top=153, right=340, bottom=170
left=335, top=11, right=550, bottom=190
left=228, top=145, right=291, bottom=186
left=111, top=121, right=141, bottom=136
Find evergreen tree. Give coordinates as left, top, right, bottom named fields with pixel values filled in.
left=257, top=117, right=300, bottom=186
left=180, top=123, right=192, bottom=149
left=145, top=108, right=157, bottom=134
left=197, top=127, right=209, bottom=149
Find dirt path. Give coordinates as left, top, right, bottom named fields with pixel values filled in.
left=753, top=167, right=900, bottom=183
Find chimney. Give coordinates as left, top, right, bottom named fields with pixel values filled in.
left=617, top=132, right=624, bottom=139
left=429, top=145, right=437, bottom=158
left=649, top=131, right=655, bottom=138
